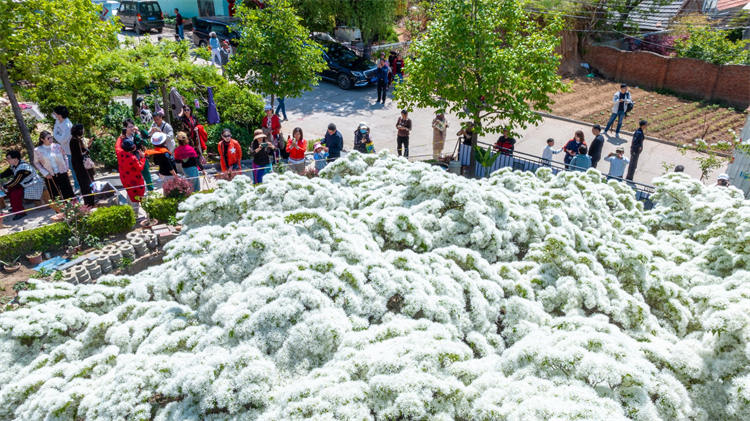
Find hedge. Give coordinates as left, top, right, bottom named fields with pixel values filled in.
left=142, top=190, right=214, bottom=223
left=0, top=223, right=70, bottom=262
left=142, top=196, right=182, bottom=223
left=0, top=205, right=136, bottom=262
left=85, top=205, right=136, bottom=239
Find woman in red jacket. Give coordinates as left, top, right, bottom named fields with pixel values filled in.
left=285, top=127, right=307, bottom=174
left=117, top=139, right=147, bottom=203
left=217, top=128, right=242, bottom=174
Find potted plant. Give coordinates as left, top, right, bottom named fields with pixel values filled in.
left=26, top=251, right=43, bottom=265
left=473, top=145, right=501, bottom=178
left=1, top=256, right=22, bottom=273
left=140, top=193, right=160, bottom=227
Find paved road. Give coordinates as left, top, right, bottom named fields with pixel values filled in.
left=282, top=83, right=723, bottom=186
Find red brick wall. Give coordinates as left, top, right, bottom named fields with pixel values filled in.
left=583, top=45, right=750, bottom=109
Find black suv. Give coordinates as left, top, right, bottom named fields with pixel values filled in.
left=317, top=41, right=377, bottom=89
left=192, top=16, right=240, bottom=48
left=118, top=1, right=164, bottom=35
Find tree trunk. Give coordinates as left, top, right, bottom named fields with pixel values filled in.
left=160, top=84, right=172, bottom=126
left=270, top=94, right=275, bottom=108
left=0, top=62, right=35, bottom=161
left=468, top=110, right=479, bottom=178
left=132, top=89, right=139, bottom=118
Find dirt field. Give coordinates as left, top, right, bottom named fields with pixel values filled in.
left=548, top=77, right=747, bottom=146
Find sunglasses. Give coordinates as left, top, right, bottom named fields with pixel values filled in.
left=222, top=134, right=231, bottom=138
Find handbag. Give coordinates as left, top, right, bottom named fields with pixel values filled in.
left=83, top=156, right=95, bottom=170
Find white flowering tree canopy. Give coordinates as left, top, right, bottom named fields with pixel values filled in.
left=1, top=153, right=749, bottom=420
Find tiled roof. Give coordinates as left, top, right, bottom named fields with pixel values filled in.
left=716, top=0, right=750, bottom=10
left=622, top=0, right=687, bottom=32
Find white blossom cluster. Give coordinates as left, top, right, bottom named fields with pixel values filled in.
left=1, top=152, right=748, bottom=420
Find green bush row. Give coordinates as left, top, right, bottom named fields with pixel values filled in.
left=0, top=223, right=70, bottom=262
left=142, top=190, right=214, bottom=223
left=85, top=205, right=136, bottom=239
left=142, top=196, right=182, bottom=223
left=0, top=205, right=136, bottom=261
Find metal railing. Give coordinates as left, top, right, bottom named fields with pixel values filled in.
left=460, top=141, right=655, bottom=209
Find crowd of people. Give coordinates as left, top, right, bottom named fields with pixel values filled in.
left=0, top=79, right=736, bottom=223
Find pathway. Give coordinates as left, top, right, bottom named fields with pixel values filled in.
left=283, top=83, right=724, bottom=185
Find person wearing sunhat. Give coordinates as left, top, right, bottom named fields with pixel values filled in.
left=146, top=132, right=178, bottom=184
left=717, top=173, right=730, bottom=187
left=251, top=129, right=274, bottom=184
left=313, top=142, right=329, bottom=171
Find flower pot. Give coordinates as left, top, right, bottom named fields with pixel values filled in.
left=3, top=263, right=21, bottom=273
left=140, top=218, right=158, bottom=228
left=26, top=252, right=43, bottom=266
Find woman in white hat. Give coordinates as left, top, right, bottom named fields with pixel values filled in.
left=146, top=132, right=177, bottom=183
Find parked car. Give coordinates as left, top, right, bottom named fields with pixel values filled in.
left=316, top=40, right=377, bottom=89
left=117, top=0, right=164, bottom=34
left=192, top=16, right=240, bottom=48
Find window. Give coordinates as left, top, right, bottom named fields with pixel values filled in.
left=211, top=24, right=228, bottom=37
left=138, top=2, right=161, bottom=14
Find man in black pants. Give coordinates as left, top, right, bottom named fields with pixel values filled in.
left=375, top=59, right=390, bottom=104
left=396, top=110, right=412, bottom=157
left=588, top=124, right=605, bottom=168
left=626, top=120, right=647, bottom=181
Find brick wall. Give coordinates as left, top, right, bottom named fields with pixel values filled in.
left=583, top=45, right=750, bottom=109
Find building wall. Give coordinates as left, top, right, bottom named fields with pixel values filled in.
left=159, top=0, right=228, bottom=19
left=583, top=45, right=750, bottom=109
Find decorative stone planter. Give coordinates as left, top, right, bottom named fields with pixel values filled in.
left=130, top=238, right=148, bottom=257
left=97, top=256, right=112, bottom=274
left=84, top=260, right=102, bottom=279
left=72, top=265, right=90, bottom=283
left=61, top=269, right=78, bottom=283
left=142, top=232, right=158, bottom=249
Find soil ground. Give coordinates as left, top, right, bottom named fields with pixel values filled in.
left=548, top=77, right=747, bottom=146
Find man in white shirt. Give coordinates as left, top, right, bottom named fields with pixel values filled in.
left=52, top=106, right=78, bottom=190
left=604, top=147, right=630, bottom=179
left=148, top=110, right=175, bottom=153
left=604, top=84, right=633, bottom=138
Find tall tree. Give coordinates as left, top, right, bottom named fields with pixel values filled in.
left=395, top=0, right=565, bottom=174
left=106, top=39, right=225, bottom=126
left=0, top=0, right=118, bottom=159
left=229, top=0, right=327, bottom=107
left=339, top=0, right=398, bottom=48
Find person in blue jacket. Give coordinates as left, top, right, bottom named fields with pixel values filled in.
left=569, top=145, right=592, bottom=172
left=323, top=123, right=343, bottom=162
left=375, top=59, right=390, bottom=104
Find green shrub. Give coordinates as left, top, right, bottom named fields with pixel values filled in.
left=89, top=135, right=118, bottom=169
left=213, top=83, right=265, bottom=130
left=675, top=26, right=750, bottom=65
left=0, top=223, right=70, bottom=261
left=86, top=205, right=136, bottom=239
left=142, top=195, right=183, bottom=222
left=101, top=101, right=133, bottom=134
left=206, top=123, right=253, bottom=158
left=0, top=205, right=136, bottom=261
